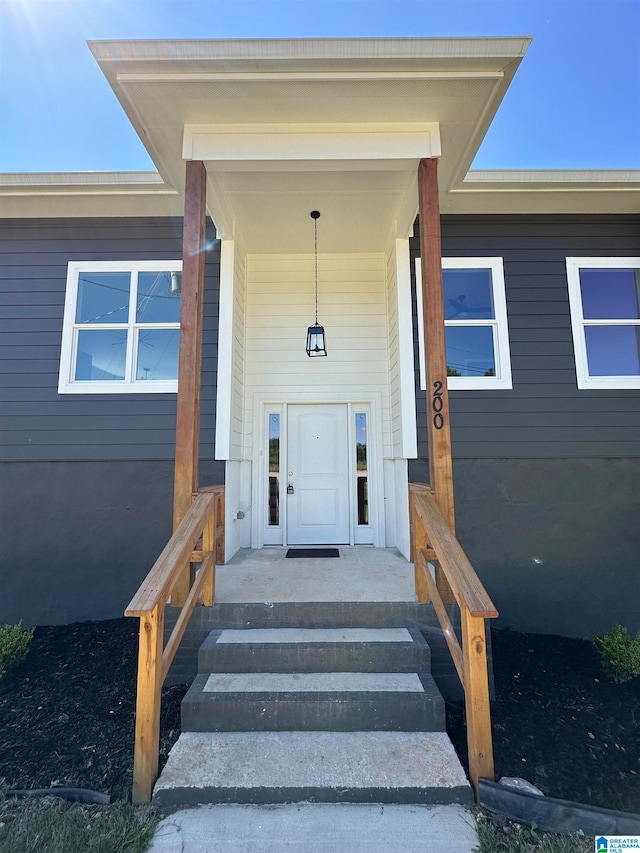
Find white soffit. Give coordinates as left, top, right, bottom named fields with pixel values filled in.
left=88, top=37, right=530, bottom=251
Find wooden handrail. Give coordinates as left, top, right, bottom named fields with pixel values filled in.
left=412, top=490, right=498, bottom=618
left=125, top=486, right=224, bottom=803
left=409, top=482, right=497, bottom=799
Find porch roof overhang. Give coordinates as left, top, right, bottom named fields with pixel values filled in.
left=87, top=37, right=532, bottom=252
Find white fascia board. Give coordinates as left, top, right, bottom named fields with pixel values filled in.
left=183, top=123, right=441, bottom=164
left=462, top=169, right=640, bottom=188
left=89, top=37, right=531, bottom=70
left=0, top=171, right=176, bottom=196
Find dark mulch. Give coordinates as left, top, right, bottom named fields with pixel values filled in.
left=0, top=619, right=638, bottom=813
left=447, top=628, right=640, bottom=813
left=0, top=619, right=186, bottom=802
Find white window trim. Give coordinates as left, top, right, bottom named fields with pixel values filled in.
left=59, top=260, right=182, bottom=394
left=415, top=257, right=513, bottom=390
left=566, top=257, right=640, bottom=390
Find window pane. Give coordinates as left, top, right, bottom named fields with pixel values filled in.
left=443, top=268, right=494, bottom=320
left=580, top=268, right=640, bottom=320
left=75, top=329, right=127, bottom=380
left=355, top=413, right=368, bottom=525
left=76, top=272, right=130, bottom=324
left=137, top=271, right=181, bottom=323
left=136, top=329, right=179, bottom=381
left=585, top=326, right=640, bottom=376
left=446, top=326, right=496, bottom=378
left=268, top=414, right=280, bottom=526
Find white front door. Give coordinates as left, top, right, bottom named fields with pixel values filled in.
left=286, top=404, right=350, bottom=545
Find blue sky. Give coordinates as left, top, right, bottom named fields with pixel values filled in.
left=0, top=0, right=638, bottom=173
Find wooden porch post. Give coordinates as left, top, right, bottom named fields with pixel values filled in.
left=418, top=157, right=455, bottom=601
left=173, top=160, right=207, bottom=605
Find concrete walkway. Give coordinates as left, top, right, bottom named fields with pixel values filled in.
left=148, top=803, right=479, bottom=852
left=215, top=547, right=416, bottom=603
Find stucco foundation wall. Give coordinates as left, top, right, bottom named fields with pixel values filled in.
left=409, top=457, right=640, bottom=638
left=0, top=459, right=221, bottom=626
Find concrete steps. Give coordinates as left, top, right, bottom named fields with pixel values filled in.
left=153, top=731, right=472, bottom=807
left=153, top=622, right=472, bottom=807
left=198, top=626, right=431, bottom=672
left=182, top=670, right=445, bottom=732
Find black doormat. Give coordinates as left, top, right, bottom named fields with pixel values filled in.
left=286, top=548, right=340, bottom=558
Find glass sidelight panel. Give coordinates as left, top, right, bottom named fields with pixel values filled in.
left=268, top=414, right=280, bottom=526
left=355, top=413, right=369, bottom=525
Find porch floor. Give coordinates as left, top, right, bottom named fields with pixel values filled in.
left=215, top=547, right=416, bottom=603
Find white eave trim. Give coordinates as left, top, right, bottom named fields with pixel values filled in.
left=0, top=171, right=177, bottom=196
left=456, top=169, right=640, bottom=192
left=89, top=36, right=532, bottom=69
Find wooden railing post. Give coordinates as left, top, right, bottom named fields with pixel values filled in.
left=132, top=603, right=164, bottom=804
left=411, top=496, right=430, bottom=604
left=173, top=159, right=207, bottom=606
left=461, top=607, right=495, bottom=796
left=418, top=158, right=455, bottom=604
left=202, top=508, right=215, bottom=607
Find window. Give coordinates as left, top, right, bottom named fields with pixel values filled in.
left=355, top=412, right=369, bottom=526
left=567, top=258, right=640, bottom=389
left=415, top=257, right=512, bottom=390
left=59, top=260, right=182, bottom=393
left=267, top=413, right=281, bottom=527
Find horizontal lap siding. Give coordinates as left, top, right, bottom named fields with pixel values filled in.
left=0, top=217, right=220, bottom=462
left=411, top=215, right=640, bottom=459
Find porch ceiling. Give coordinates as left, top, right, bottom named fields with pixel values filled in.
left=90, top=38, right=530, bottom=253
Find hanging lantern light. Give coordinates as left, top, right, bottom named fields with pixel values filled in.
left=306, top=210, right=327, bottom=357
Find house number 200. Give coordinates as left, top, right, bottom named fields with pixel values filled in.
left=432, top=381, right=445, bottom=430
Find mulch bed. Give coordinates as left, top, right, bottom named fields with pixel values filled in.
left=447, top=628, right=640, bottom=813
left=0, top=619, right=638, bottom=812
left=0, top=619, right=186, bottom=802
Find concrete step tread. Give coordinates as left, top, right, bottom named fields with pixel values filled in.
left=214, top=628, right=415, bottom=644
left=202, top=672, right=426, bottom=693
left=148, top=803, right=479, bottom=853
left=153, top=731, right=472, bottom=807
left=182, top=671, right=445, bottom=732
left=197, top=625, right=431, bottom=674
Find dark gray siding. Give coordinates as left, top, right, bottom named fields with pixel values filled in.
left=410, top=215, right=640, bottom=638
left=0, top=459, right=176, bottom=625
left=0, top=217, right=220, bottom=470
left=0, top=218, right=223, bottom=626
left=411, top=215, right=640, bottom=459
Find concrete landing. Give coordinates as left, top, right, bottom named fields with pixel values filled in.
left=153, top=731, right=472, bottom=806
left=148, top=803, right=479, bottom=853
left=215, top=547, right=415, bottom=603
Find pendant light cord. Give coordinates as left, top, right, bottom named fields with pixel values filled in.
left=314, top=214, right=318, bottom=325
